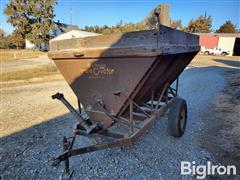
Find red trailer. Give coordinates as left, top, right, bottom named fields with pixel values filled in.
left=199, top=35, right=218, bottom=49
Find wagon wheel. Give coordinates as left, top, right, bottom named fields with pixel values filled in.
left=168, top=98, right=187, bottom=137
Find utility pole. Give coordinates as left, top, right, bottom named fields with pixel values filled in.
left=70, top=7, right=73, bottom=25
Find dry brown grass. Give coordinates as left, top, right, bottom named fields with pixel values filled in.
left=0, top=49, right=47, bottom=62
left=0, top=64, right=58, bottom=82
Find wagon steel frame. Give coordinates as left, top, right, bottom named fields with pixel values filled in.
left=51, top=78, right=179, bottom=177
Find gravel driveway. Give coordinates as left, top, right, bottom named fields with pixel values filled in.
left=0, top=63, right=238, bottom=179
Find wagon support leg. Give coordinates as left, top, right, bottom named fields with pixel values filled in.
left=61, top=136, right=74, bottom=179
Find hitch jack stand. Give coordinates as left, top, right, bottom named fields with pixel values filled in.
left=61, top=136, right=74, bottom=180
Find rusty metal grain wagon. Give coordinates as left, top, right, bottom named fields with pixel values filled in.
left=48, top=19, right=199, bottom=177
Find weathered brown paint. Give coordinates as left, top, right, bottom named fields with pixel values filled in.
left=49, top=25, right=200, bottom=128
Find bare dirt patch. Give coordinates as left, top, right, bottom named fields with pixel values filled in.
left=200, top=70, right=240, bottom=178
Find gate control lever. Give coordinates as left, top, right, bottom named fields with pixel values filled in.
left=52, top=92, right=97, bottom=134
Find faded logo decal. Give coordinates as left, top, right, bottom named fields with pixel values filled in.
left=85, top=64, right=115, bottom=79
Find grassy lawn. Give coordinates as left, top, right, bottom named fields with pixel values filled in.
left=0, top=49, right=47, bottom=62
left=0, top=64, right=58, bottom=82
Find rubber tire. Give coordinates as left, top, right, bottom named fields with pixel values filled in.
left=221, top=52, right=227, bottom=56
left=204, top=51, right=209, bottom=55
left=168, top=98, right=187, bottom=137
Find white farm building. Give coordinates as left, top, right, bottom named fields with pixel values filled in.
left=25, top=21, right=99, bottom=51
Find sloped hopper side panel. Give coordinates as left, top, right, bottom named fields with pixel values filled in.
left=54, top=57, right=156, bottom=126
left=53, top=52, right=197, bottom=128
left=132, top=52, right=197, bottom=109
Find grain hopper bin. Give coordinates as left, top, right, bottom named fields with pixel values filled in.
left=48, top=7, right=200, bottom=178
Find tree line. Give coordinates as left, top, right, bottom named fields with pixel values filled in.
left=0, top=0, right=239, bottom=49
left=82, top=15, right=238, bottom=35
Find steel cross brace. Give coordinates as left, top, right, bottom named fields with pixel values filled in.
left=51, top=100, right=171, bottom=166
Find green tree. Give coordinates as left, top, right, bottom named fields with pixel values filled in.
left=186, top=14, right=212, bottom=33
left=10, top=31, right=25, bottom=48
left=170, top=19, right=184, bottom=30
left=82, top=21, right=148, bottom=35
left=94, top=25, right=100, bottom=33
left=4, top=0, right=57, bottom=49
left=0, top=29, right=6, bottom=48
left=0, top=28, right=6, bottom=37
left=216, top=20, right=237, bottom=33
left=0, top=30, right=20, bottom=49
left=85, top=26, right=95, bottom=32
